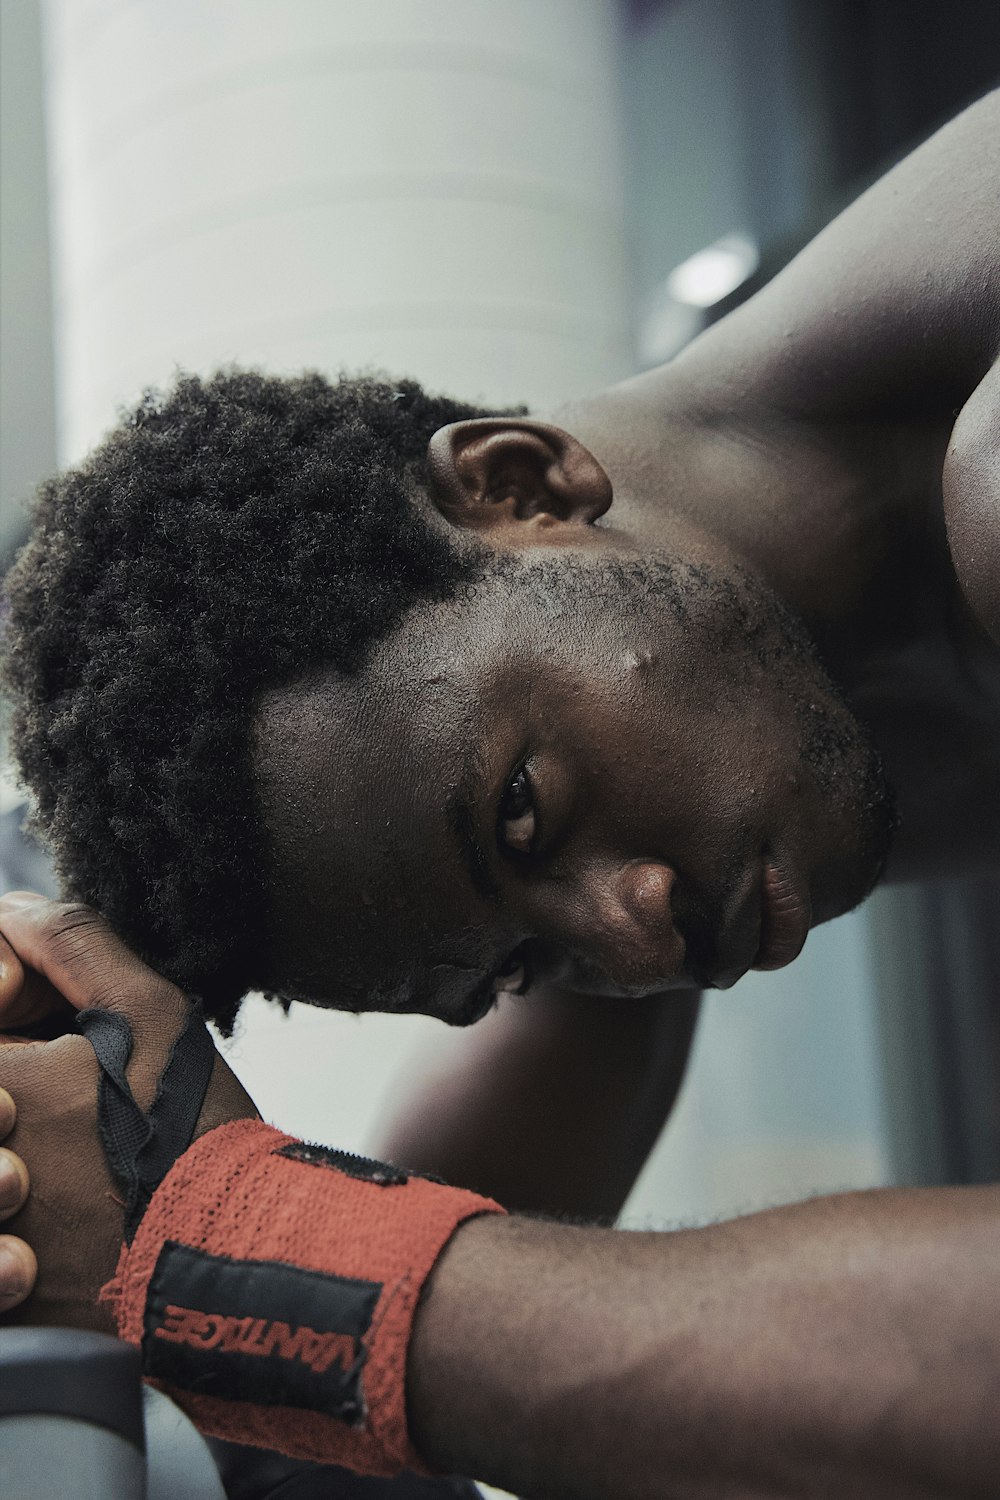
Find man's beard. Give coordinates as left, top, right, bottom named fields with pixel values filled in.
left=638, top=552, right=899, bottom=904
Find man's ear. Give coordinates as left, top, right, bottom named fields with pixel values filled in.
left=425, top=418, right=612, bottom=539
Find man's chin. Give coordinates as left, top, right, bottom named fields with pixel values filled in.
left=443, top=990, right=499, bottom=1027
left=366, top=970, right=498, bottom=1027
left=424, top=975, right=498, bottom=1027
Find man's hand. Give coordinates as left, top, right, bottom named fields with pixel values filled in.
left=0, top=891, right=258, bottom=1329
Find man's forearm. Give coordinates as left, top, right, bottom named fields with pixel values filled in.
left=409, top=1185, right=1000, bottom=1500
left=376, top=987, right=700, bottom=1220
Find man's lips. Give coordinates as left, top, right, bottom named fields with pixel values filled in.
left=752, top=856, right=811, bottom=971
left=691, top=858, right=760, bottom=989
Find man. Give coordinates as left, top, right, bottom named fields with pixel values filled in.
left=0, top=90, right=998, bottom=1498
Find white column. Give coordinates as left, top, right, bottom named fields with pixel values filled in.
left=43, top=0, right=632, bottom=462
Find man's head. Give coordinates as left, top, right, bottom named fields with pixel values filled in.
left=1, top=370, right=497, bottom=1028
left=2, top=368, right=895, bottom=1031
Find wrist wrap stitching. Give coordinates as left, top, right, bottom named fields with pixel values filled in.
left=101, top=1118, right=505, bottom=1477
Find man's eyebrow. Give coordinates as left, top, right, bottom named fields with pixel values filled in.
left=447, top=744, right=502, bottom=906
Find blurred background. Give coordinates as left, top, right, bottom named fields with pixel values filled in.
left=2, top=0, right=999, bottom=1245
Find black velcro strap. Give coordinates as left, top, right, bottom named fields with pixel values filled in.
left=275, top=1141, right=410, bottom=1186
left=77, top=1003, right=216, bottom=1242
left=144, top=1004, right=216, bottom=1186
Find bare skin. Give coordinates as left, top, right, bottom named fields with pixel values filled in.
left=1, top=92, right=998, bottom=1498
left=412, top=1194, right=1000, bottom=1500
left=378, top=984, right=701, bottom=1220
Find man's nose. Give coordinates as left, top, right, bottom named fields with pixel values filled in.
left=540, top=857, right=687, bottom=991
left=617, top=860, right=677, bottom=933
left=612, top=859, right=685, bottom=978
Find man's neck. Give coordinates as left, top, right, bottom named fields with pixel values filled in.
left=552, top=361, right=956, bottom=680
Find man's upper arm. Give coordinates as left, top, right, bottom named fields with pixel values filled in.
left=943, top=350, right=1000, bottom=643
left=684, top=89, right=1000, bottom=421
left=375, top=985, right=701, bottom=1220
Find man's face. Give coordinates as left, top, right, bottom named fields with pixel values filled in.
left=254, top=545, right=894, bottom=1023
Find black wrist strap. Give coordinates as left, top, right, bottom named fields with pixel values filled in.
left=77, top=1003, right=215, bottom=1242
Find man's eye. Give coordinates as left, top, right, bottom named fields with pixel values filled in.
left=498, top=766, right=537, bottom=855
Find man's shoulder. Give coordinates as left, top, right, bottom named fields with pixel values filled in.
left=943, top=354, right=1000, bottom=649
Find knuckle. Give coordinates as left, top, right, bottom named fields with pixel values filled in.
left=38, top=904, right=115, bottom=989
left=39, top=900, right=102, bottom=944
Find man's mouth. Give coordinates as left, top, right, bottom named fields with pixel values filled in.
left=680, top=845, right=811, bottom=988
left=450, top=978, right=500, bottom=1026
left=490, top=947, right=533, bottom=998
left=678, top=859, right=757, bottom=990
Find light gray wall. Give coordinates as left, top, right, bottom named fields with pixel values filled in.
left=43, top=0, right=632, bottom=463
left=621, top=0, right=837, bottom=315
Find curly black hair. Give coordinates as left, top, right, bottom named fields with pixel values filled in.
left=1, top=368, right=502, bottom=1030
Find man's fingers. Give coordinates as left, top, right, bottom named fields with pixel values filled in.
left=0, top=1085, right=14, bottom=1138
left=0, top=897, right=197, bottom=1117
left=0, top=927, right=75, bottom=1033
left=0, top=1146, right=29, bottom=1222
left=0, top=1233, right=37, bottom=1314
left=0, top=934, right=23, bottom=1011
left=0, top=892, right=181, bottom=1021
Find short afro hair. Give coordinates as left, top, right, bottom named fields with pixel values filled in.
left=2, top=368, right=504, bottom=1030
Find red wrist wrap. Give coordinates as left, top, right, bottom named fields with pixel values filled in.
left=101, top=1118, right=505, bottom=1477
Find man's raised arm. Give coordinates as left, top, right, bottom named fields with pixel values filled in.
left=682, top=88, right=1000, bottom=420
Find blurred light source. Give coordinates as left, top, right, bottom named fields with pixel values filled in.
left=666, top=232, right=759, bottom=307
left=637, top=231, right=760, bottom=367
